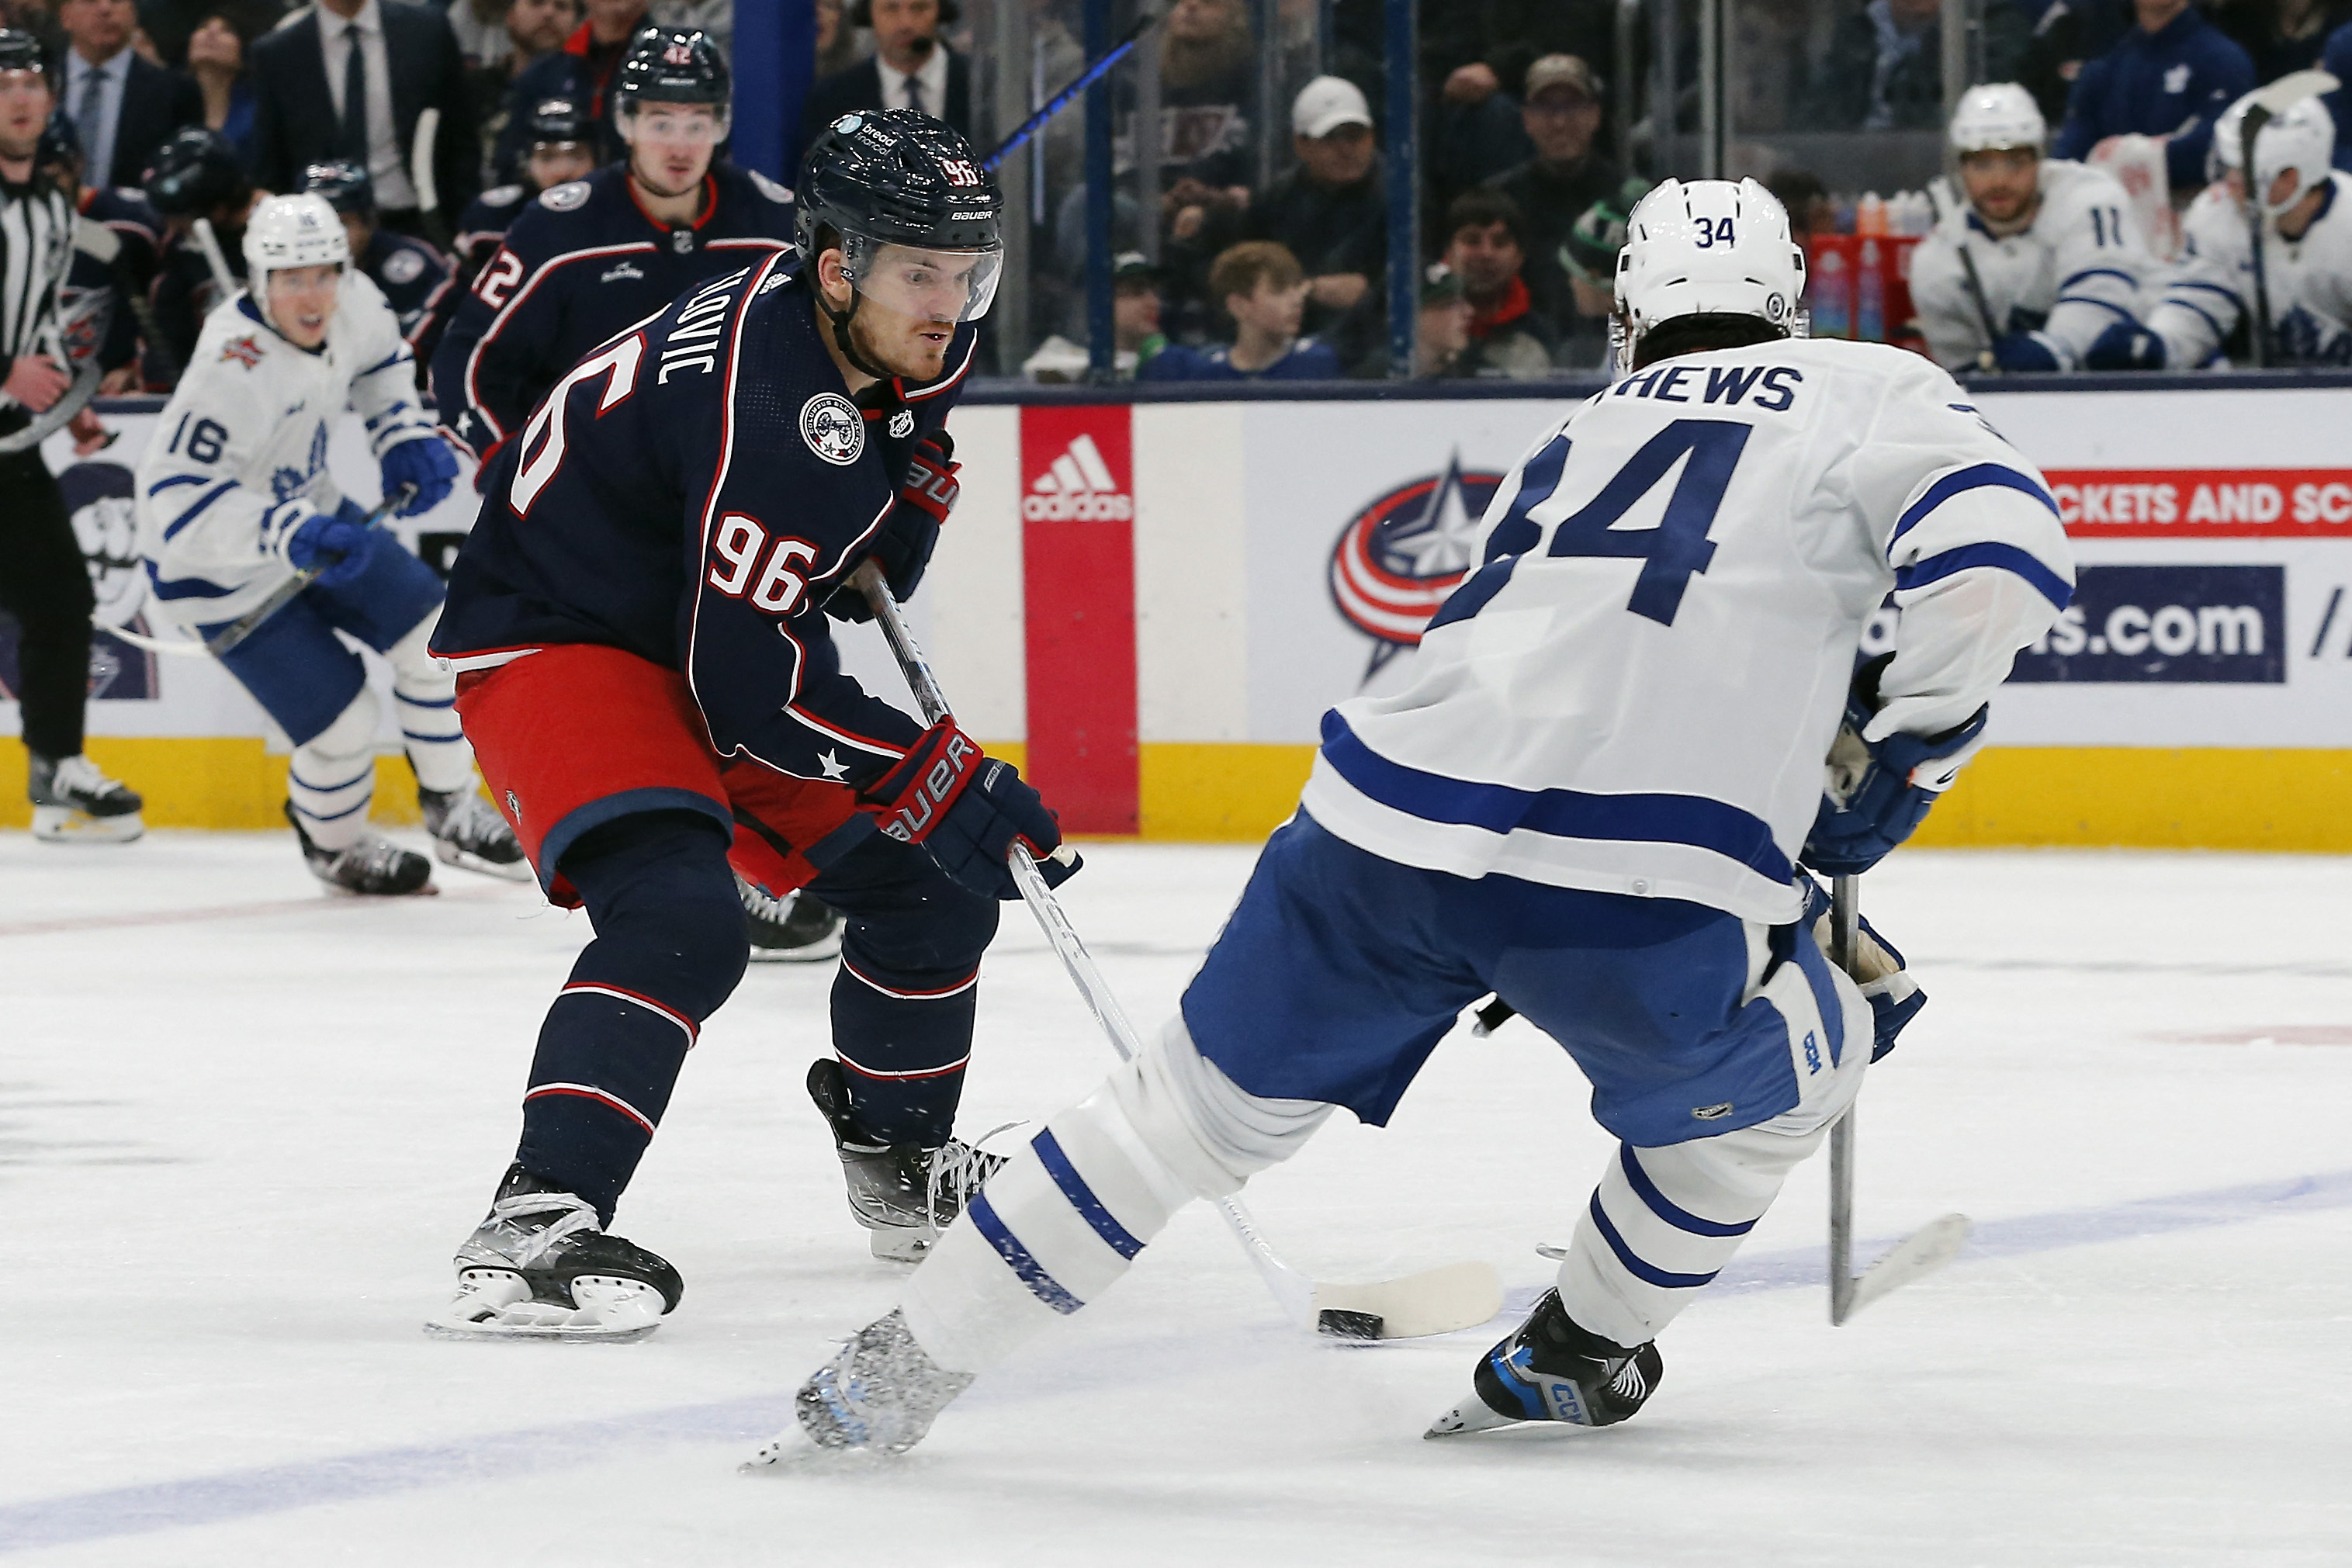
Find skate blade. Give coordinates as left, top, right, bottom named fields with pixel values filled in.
left=422, top=1316, right=663, bottom=1343
left=1423, top=1399, right=1524, bottom=1439
left=31, top=807, right=144, bottom=844
left=424, top=1273, right=666, bottom=1341
left=431, top=840, right=535, bottom=881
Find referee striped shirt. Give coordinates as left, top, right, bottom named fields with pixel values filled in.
left=0, top=171, right=72, bottom=418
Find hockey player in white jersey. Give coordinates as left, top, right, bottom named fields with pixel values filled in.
left=2089, top=96, right=2352, bottom=369
left=136, top=194, right=525, bottom=895
left=770, top=178, right=2077, bottom=1457
left=1911, top=83, right=2152, bottom=372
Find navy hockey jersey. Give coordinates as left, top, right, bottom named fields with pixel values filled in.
left=452, top=181, right=534, bottom=277
left=431, top=255, right=979, bottom=791
left=428, top=161, right=793, bottom=468
left=150, top=222, right=243, bottom=383
left=61, top=187, right=160, bottom=379
left=358, top=227, right=452, bottom=362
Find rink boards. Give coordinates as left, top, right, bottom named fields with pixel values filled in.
left=4, top=383, right=2349, bottom=847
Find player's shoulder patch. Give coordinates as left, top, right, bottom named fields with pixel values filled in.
left=798, top=392, right=864, bottom=466
left=746, top=168, right=793, bottom=206
left=481, top=182, right=527, bottom=209
left=380, top=246, right=427, bottom=285
left=539, top=179, right=592, bottom=213
left=220, top=333, right=266, bottom=369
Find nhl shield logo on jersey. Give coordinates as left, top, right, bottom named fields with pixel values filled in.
left=888, top=410, right=915, bottom=438
left=800, top=393, right=865, bottom=466
left=1328, top=452, right=1505, bottom=677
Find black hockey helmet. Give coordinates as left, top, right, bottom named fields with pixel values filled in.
left=36, top=109, right=79, bottom=175
left=298, top=159, right=376, bottom=217
left=523, top=95, right=593, bottom=148
left=797, top=109, right=1003, bottom=259
left=615, top=27, right=730, bottom=137
left=143, top=126, right=247, bottom=216
left=0, top=28, right=45, bottom=78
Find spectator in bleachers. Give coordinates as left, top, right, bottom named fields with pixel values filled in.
left=1806, top=0, right=1955, bottom=130
left=452, top=0, right=579, bottom=154
left=183, top=10, right=260, bottom=166
left=1481, top=54, right=1617, bottom=330
left=801, top=0, right=972, bottom=146
left=2206, top=0, right=2350, bottom=87
left=248, top=0, right=482, bottom=235
left=54, top=0, right=203, bottom=189
left=137, top=0, right=272, bottom=71
left=1244, top=74, right=1384, bottom=372
left=496, top=0, right=644, bottom=174
left=812, top=0, right=864, bottom=81
left=1440, top=189, right=1560, bottom=377
left=2051, top=0, right=2254, bottom=195
left=2014, top=0, right=2132, bottom=126
left=1112, top=250, right=1171, bottom=378
left=1428, top=51, right=1534, bottom=209
left=2323, top=23, right=2352, bottom=168
left=1141, top=239, right=1343, bottom=381
left=1414, top=263, right=1476, bottom=378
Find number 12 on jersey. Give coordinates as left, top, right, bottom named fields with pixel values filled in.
left=1484, top=418, right=1754, bottom=626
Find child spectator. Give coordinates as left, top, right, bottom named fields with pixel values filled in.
left=1142, top=240, right=1343, bottom=381
left=1442, top=189, right=1561, bottom=377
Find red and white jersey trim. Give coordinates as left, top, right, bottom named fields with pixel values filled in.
left=523, top=1082, right=657, bottom=1134
left=559, top=981, right=700, bottom=1047
left=841, top=961, right=979, bottom=1001
left=833, top=1049, right=972, bottom=1082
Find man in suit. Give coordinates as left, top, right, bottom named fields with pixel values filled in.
left=494, top=0, right=648, bottom=178
left=247, top=0, right=482, bottom=241
left=53, top=0, right=203, bottom=190
left=801, top=0, right=971, bottom=147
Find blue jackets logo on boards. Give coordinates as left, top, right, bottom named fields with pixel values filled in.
left=1328, top=452, right=1504, bottom=679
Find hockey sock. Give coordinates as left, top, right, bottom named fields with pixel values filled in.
left=385, top=620, right=476, bottom=794
left=517, top=814, right=749, bottom=1223
left=286, top=691, right=382, bottom=852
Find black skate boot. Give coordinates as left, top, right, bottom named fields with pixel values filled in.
left=806, top=1057, right=1008, bottom=1262
left=740, top=874, right=844, bottom=962
left=753, top=1307, right=975, bottom=1461
left=28, top=752, right=144, bottom=843
left=418, top=785, right=532, bottom=881
left=425, top=1165, right=684, bottom=1341
left=286, top=801, right=432, bottom=896
left=1425, top=1288, right=1664, bottom=1437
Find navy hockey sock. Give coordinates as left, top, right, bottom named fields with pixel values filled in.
left=517, top=813, right=748, bottom=1222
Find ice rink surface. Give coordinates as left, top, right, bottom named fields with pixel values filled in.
left=4, top=831, right=2350, bottom=1566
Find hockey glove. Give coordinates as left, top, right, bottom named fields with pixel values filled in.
left=857, top=718, right=1080, bottom=902
left=2083, top=320, right=2167, bottom=371
left=829, top=431, right=958, bottom=623
left=1990, top=330, right=2065, bottom=373
left=286, top=499, right=382, bottom=592
left=379, top=433, right=459, bottom=517
left=1800, top=656, right=1987, bottom=877
left=1797, top=875, right=1928, bottom=1062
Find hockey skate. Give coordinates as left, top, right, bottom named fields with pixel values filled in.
left=1425, top=1288, right=1664, bottom=1437
left=28, top=753, right=144, bottom=843
left=757, top=1307, right=974, bottom=1460
left=807, top=1057, right=1008, bottom=1262
left=286, top=801, right=434, bottom=896
left=740, top=874, right=844, bottom=962
left=425, top=1165, right=684, bottom=1341
left=419, top=785, right=532, bottom=881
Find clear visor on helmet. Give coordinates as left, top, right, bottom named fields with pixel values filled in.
left=617, top=99, right=732, bottom=144
left=838, top=231, right=1005, bottom=324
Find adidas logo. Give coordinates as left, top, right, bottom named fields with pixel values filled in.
left=1023, top=433, right=1132, bottom=521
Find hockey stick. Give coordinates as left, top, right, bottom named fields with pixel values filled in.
left=981, top=6, right=1168, bottom=173
left=1926, top=182, right=2001, bottom=372
left=0, top=357, right=100, bottom=454
left=411, top=107, right=452, bottom=251
left=192, top=216, right=238, bottom=303
left=202, top=484, right=417, bottom=659
left=850, top=561, right=1504, bottom=1341
left=1827, top=874, right=1972, bottom=1324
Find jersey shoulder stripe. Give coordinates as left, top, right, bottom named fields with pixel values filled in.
left=1891, top=462, right=2056, bottom=549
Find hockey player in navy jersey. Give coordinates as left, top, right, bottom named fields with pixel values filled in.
left=429, top=28, right=792, bottom=476
left=296, top=161, right=454, bottom=375
left=36, top=112, right=161, bottom=397
left=778, top=178, right=2077, bottom=1457
left=424, top=110, right=1077, bottom=1340
left=447, top=96, right=600, bottom=289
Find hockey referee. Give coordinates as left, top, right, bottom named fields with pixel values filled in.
left=0, top=30, right=142, bottom=842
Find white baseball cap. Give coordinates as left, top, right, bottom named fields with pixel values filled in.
left=1293, top=75, right=1373, bottom=140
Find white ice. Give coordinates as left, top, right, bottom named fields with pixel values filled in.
left=4, top=832, right=2350, bottom=1565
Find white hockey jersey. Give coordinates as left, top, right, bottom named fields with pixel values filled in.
left=2146, top=174, right=2352, bottom=368
left=1299, top=340, right=2076, bottom=925
left=1910, top=160, right=2150, bottom=371
left=137, top=271, right=438, bottom=628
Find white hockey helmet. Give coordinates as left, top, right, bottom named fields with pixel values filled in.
left=2251, top=95, right=2336, bottom=216
left=1948, top=83, right=2045, bottom=154
left=243, top=192, right=350, bottom=304
left=1614, top=177, right=1806, bottom=358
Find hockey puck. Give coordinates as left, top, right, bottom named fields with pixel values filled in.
left=1316, top=1308, right=1384, bottom=1341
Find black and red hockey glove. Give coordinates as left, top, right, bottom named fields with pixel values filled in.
left=829, top=431, right=958, bottom=622
left=857, top=718, right=1081, bottom=902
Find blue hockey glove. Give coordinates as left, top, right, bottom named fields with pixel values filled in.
left=1800, top=656, right=1987, bottom=877
left=379, top=434, right=459, bottom=517
left=858, top=717, right=1080, bottom=902
left=286, top=500, right=382, bottom=591
left=2083, top=320, right=2166, bottom=371
left=829, top=431, right=956, bottom=623
left=1990, top=330, right=2064, bottom=372
left=1796, top=875, right=1928, bottom=1061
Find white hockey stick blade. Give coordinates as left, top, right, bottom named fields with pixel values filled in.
left=99, top=620, right=211, bottom=657
left=1310, top=1260, right=1505, bottom=1340
left=1842, top=1212, right=1973, bottom=1320
left=2251, top=67, right=2339, bottom=115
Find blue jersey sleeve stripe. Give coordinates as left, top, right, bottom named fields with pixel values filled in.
left=146, top=473, right=208, bottom=495
left=2170, top=279, right=2243, bottom=306
left=2170, top=299, right=2230, bottom=343
left=143, top=562, right=240, bottom=600
left=1588, top=1191, right=1720, bottom=1290
left=1894, top=542, right=2074, bottom=610
left=1320, top=714, right=1793, bottom=883
left=966, top=1191, right=1084, bottom=1314
left=358, top=348, right=408, bottom=376
left=161, top=479, right=240, bottom=541
left=1619, top=1144, right=1756, bottom=1237
left=1032, top=1128, right=1145, bottom=1260
left=2058, top=267, right=2138, bottom=291
left=2054, top=295, right=2139, bottom=324
left=1890, top=464, right=2059, bottom=550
